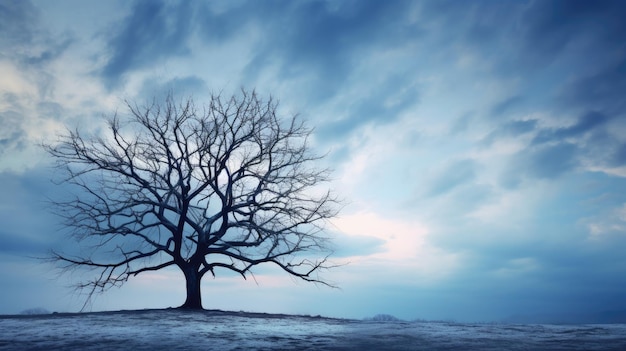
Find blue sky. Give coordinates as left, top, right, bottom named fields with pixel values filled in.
left=2, top=0, right=626, bottom=322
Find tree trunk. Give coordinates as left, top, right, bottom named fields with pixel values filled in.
left=180, top=268, right=203, bottom=309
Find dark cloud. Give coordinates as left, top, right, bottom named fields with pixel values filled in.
left=520, top=0, right=626, bottom=61
left=421, top=0, right=626, bottom=180
left=559, top=59, right=626, bottom=114
left=528, top=142, right=578, bottom=178
left=279, top=1, right=416, bottom=70
left=480, top=119, right=538, bottom=147
left=102, top=0, right=419, bottom=96
left=22, top=38, right=72, bottom=66
left=318, top=74, right=419, bottom=139
left=0, top=0, right=38, bottom=48
left=519, top=1, right=626, bottom=122
left=424, top=0, right=626, bottom=82
left=493, top=110, right=624, bottom=187
left=101, top=0, right=194, bottom=88
left=198, top=0, right=421, bottom=122
left=516, top=1, right=626, bottom=145
left=419, top=0, right=523, bottom=47
left=0, top=0, right=72, bottom=66
left=503, top=142, right=579, bottom=188
left=532, top=111, right=611, bottom=145
left=244, top=0, right=417, bottom=78
left=411, top=0, right=626, bottom=190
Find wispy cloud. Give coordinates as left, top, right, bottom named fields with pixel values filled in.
left=101, top=0, right=194, bottom=88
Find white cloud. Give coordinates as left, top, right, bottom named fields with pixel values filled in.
left=330, top=211, right=461, bottom=285
left=0, top=61, right=35, bottom=96
left=586, top=203, right=626, bottom=239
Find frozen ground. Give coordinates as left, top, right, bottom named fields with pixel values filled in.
left=1, top=309, right=626, bottom=350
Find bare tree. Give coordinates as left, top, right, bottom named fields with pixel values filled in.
left=45, top=90, right=339, bottom=309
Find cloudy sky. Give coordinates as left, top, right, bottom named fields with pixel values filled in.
left=2, top=0, right=626, bottom=322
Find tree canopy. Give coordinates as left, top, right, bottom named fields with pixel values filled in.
left=46, top=90, right=339, bottom=309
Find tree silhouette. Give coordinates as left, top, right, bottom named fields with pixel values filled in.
left=46, top=90, right=338, bottom=309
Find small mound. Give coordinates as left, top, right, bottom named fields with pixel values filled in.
left=365, top=314, right=402, bottom=322
left=20, top=308, right=51, bottom=315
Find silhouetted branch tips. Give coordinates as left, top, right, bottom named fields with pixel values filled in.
left=45, top=89, right=339, bottom=309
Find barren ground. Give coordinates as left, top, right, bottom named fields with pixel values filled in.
left=1, top=309, right=626, bottom=350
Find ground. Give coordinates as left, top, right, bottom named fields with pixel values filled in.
left=1, top=309, right=626, bottom=350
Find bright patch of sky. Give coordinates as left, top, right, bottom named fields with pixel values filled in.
left=1, top=0, right=626, bottom=322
